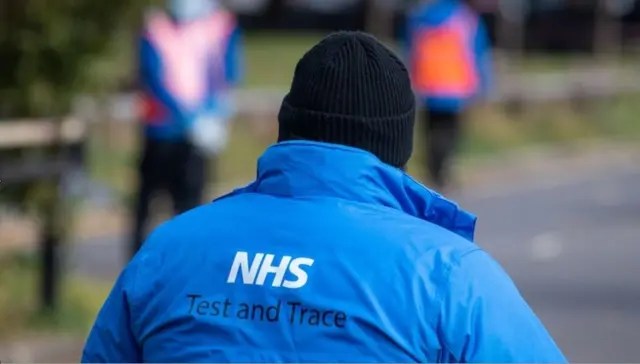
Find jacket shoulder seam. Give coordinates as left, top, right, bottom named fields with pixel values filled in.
left=434, top=246, right=483, bottom=306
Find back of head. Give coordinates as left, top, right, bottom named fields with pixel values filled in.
left=277, top=31, right=416, bottom=169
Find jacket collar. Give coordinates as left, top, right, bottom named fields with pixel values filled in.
left=220, top=141, right=476, bottom=241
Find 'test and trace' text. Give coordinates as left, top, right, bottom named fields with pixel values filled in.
left=186, top=294, right=347, bottom=328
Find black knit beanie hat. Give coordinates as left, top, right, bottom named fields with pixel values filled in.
left=277, top=31, right=416, bottom=169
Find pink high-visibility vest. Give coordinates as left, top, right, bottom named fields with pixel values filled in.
left=139, top=10, right=235, bottom=124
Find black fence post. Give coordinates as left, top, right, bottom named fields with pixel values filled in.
left=41, top=219, right=59, bottom=311
left=0, top=117, right=85, bottom=313
left=39, top=117, right=67, bottom=312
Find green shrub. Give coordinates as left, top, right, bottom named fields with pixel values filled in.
left=0, top=0, right=158, bottom=211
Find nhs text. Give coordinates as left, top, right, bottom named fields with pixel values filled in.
left=226, top=251, right=314, bottom=289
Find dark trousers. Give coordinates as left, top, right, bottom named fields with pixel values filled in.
left=130, top=137, right=211, bottom=258
left=424, top=109, right=462, bottom=190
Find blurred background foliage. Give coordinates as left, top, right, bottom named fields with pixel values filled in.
left=0, top=0, right=161, bottom=118
left=0, top=0, right=160, bottom=212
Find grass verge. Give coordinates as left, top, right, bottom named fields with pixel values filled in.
left=0, top=251, right=111, bottom=340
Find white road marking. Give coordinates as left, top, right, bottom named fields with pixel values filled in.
left=529, top=231, right=564, bottom=262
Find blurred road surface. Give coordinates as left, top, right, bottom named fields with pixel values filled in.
left=68, top=163, right=640, bottom=363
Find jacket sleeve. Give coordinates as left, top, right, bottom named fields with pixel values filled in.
left=217, top=23, right=243, bottom=119
left=81, top=262, right=141, bottom=363
left=472, top=17, right=493, bottom=98
left=401, top=14, right=415, bottom=71
left=438, top=249, right=567, bottom=363
left=223, top=24, right=243, bottom=87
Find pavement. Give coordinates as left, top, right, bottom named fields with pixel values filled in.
left=60, top=149, right=640, bottom=363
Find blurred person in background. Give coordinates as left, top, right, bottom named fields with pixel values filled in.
left=82, top=32, right=564, bottom=363
left=131, top=0, right=243, bottom=258
left=404, top=0, right=492, bottom=191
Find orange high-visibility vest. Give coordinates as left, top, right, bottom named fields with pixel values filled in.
left=411, top=13, right=479, bottom=98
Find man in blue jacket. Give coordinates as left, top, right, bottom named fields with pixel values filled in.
left=131, top=0, right=242, bottom=258
left=82, top=32, right=565, bottom=363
